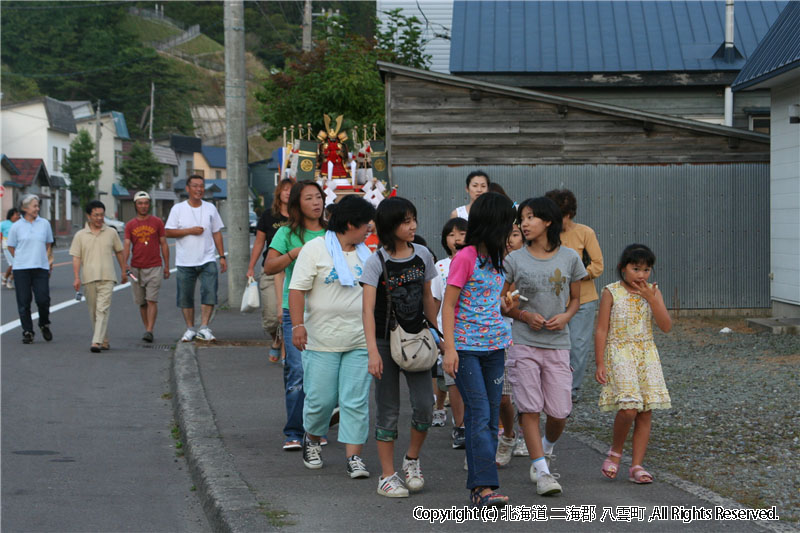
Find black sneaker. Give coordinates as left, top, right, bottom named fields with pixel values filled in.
left=40, top=325, right=53, bottom=342
left=346, top=455, right=370, bottom=479
left=452, top=426, right=466, bottom=449
left=302, top=434, right=323, bottom=469
left=22, top=331, right=34, bottom=344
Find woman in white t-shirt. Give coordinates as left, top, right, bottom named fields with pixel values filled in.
left=288, top=195, right=376, bottom=478
left=449, top=171, right=490, bottom=220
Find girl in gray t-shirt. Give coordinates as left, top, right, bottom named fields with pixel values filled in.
left=502, top=197, right=586, bottom=497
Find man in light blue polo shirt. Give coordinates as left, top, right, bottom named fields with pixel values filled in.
left=7, top=194, right=54, bottom=344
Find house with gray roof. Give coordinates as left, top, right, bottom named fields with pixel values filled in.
left=733, top=1, right=800, bottom=322
left=449, top=0, right=786, bottom=131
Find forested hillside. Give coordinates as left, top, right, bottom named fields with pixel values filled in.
left=1, top=1, right=376, bottom=142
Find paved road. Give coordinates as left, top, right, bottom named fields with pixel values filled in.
left=1, top=235, right=211, bottom=532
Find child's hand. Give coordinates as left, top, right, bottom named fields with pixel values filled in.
left=368, top=348, right=383, bottom=380
left=443, top=348, right=459, bottom=379
left=544, top=313, right=570, bottom=331
left=595, top=363, right=607, bottom=385
left=502, top=290, right=519, bottom=311
left=631, top=280, right=658, bottom=301
left=521, top=311, right=547, bottom=331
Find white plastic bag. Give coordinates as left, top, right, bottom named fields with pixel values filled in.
left=240, top=276, right=260, bottom=313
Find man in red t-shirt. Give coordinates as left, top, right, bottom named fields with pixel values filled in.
left=123, top=191, right=170, bottom=342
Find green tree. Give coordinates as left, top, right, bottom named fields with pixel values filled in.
left=255, top=10, right=429, bottom=141
left=119, top=142, right=164, bottom=192
left=63, top=131, right=101, bottom=211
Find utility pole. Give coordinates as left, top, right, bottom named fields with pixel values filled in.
left=224, top=0, right=248, bottom=308
left=94, top=99, right=102, bottom=200
left=149, top=82, right=155, bottom=146
left=302, top=0, right=312, bottom=51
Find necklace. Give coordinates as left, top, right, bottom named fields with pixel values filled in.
left=190, top=202, right=203, bottom=228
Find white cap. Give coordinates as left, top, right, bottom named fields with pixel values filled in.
left=133, top=191, right=150, bottom=202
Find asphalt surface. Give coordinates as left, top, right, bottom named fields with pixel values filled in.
left=1, top=235, right=209, bottom=532
left=177, top=306, right=791, bottom=533
left=2, top=235, right=793, bottom=532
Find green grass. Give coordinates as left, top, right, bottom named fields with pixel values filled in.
left=121, top=14, right=182, bottom=43
left=174, top=34, right=224, bottom=56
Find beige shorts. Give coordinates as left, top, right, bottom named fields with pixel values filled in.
left=130, top=266, right=163, bottom=306
left=259, top=273, right=281, bottom=336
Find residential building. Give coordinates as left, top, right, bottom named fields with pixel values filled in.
left=194, top=145, right=226, bottom=181
left=449, top=1, right=786, bottom=131
left=1, top=97, right=75, bottom=233
left=733, top=1, right=800, bottom=318
left=377, top=0, right=454, bottom=73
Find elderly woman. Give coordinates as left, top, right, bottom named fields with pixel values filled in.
left=287, top=195, right=376, bottom=478
left=545, top=189, right=604, bottom=402
left=7, top=194, right=54, bottom=344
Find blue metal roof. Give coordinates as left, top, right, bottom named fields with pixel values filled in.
left=111, top=111, right=130, bottom=140
left=450, top=1, right=787, bottom=73
left=111, top=183, right=130, bottom=197
left=201, top=146, right=226, bottom=169
left=732, top=1, right=800, bottom=90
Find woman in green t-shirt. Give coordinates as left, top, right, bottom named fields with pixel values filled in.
left=265, top=180, right=327, bottom=450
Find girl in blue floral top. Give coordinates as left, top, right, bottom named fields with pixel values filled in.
left=441, top=192, right=516, bottom=508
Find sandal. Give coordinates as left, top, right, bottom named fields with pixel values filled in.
left=470, top=487, right=509, bottom=508
left=268, top=346, right=281, bottom=363
left=601, top=449, right=622, bottom=479
left=628, top=465, right=653, bottom=484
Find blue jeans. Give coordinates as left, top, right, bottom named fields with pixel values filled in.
left=569, top=300, right=598, bottom=393
left=454, top=348, right=505, bottom=490
left=281, top=308, right=305, bottom=442
left=13, top=268, right=50, bottom=334
left=176, top=262, right=218, bottom=309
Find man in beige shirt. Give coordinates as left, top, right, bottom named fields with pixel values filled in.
left=70, top=200, right=128, bottom=352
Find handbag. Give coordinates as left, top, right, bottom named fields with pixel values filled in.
left=240, top=276, right=260, bottom=313
left=378, top=251, right=440, bottom=372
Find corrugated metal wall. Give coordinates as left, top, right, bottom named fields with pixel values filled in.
left=391, top=163, right=770, bottom=309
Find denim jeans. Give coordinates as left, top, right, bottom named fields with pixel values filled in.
left=176, top=262, right=218, bottom=309
left=13, top=268, right=50, bottom=334
left=569, top=300, right=598, bottom=393
left=281, top=308, right=305, bottom=442
left=454, top=348, right=505, bottom=490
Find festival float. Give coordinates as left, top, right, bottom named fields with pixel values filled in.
left=278, top=115, right=396, bottom=207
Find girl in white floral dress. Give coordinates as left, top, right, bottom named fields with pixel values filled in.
left=594, top=244, right=672, bottom=484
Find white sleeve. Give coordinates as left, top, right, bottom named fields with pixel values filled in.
left=165, top=204, right=181, bottom=229
left=210, top=204, right=224, bottom=232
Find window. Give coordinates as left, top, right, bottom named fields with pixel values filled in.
left=62, top=148, right=67, bottom=167
left=185, top=160, right=193, bottom=176
left=193, top=169, right=204, bottom=178
left=215, top=170, right=222, bottom=180
left=52, top=147, right=59, bottom=171
left=749, top=115, right=770, bottom=134
left=114, top=150, right=123, bottom=171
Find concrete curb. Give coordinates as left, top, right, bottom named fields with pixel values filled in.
left=171, top=341, right=274, bottom=533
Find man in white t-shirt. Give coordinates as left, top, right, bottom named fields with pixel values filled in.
left=165, top=175, right=226, bottom=342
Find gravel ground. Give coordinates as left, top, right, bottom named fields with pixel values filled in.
left=568, top=316, right=800, bottom=524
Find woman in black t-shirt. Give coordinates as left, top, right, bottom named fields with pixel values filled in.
left=247, top=178, right=293, bottom=361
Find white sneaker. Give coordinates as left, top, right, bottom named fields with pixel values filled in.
left=431, top=409, right=447, bottom=427
left=181, top=328, right=196, bottom=342
left=402, top=456, right=424, bottom=492
left=513, top=436, right=529, bottom=456
left=537, top=472, right=562, bottom=496
left=529, top=453, right=555, bottom=482
left=6, top=279, right=13, bottom=289
left=377, top=472, right=409, bottom=498
left=496, top=434, right=516, bottom=466
left=195, top=326, right=216, bottom=342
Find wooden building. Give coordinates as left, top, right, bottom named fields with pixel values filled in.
left=379, top=61, right=772, bottom=311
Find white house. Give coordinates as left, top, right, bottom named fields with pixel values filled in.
left=72, top=106, right=131, bottom=219
left=733, top=1, right=800, bottom=319
left=377, top=0, right=453, bottom=74
left=1, top=97, right=76, bottom=233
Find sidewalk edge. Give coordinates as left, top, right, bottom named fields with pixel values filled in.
left=570, top=432, right=794, bottom=532
left=171, top=341, right=274, bottom=533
